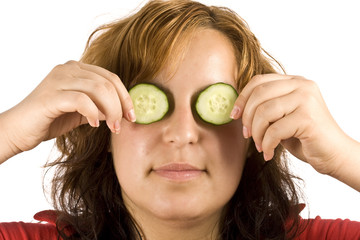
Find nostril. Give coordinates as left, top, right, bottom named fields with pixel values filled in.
left=163, top=124, right=199, bottom=147
left=161, top=105, right=200, bottom=147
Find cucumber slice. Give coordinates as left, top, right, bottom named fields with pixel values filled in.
left=129, top=83, right=169, bottom=124
left=195, top=83, right=238, bottom=125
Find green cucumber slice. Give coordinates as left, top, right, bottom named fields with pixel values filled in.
left=195, top=83, right=238, bottom=125
left=129, top=83, right=169, bottom=124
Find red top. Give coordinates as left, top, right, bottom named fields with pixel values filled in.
left=1, top=208, right=360, bottom=240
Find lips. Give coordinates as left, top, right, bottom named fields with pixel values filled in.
left=152, top=163, right=204, bottom=181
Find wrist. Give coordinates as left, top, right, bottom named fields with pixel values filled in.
left=0, top=110, right=22, bottom=164
left=328, top=135, right=360, bottom=191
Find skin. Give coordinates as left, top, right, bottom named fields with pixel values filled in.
left=0, top=27, right=359, bottom=239
left=230, top=74, right=360, bottom=190
left=111, top=29, right=246, bottom=239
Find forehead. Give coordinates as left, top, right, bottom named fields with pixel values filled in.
left=153, top=29, right=238, bottom=91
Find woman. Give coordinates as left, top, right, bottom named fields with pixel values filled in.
left=0, top=0, right=359, bottom=239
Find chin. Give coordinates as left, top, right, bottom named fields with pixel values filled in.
left=147, top=193, right=223, bottom=223
left=150, top=207, right=219, bottom=228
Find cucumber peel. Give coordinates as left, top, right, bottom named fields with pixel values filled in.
left=195, top=83, right=238, bottom=125
left=129, top=83, right=169, bottom=124
left=129, top=82, right=238, bottom=125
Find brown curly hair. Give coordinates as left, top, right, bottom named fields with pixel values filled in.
left=46, top=0, right=304, bottom=239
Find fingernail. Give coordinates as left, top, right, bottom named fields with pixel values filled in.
left=95, top=119, right=100, bottom=127
left=128, top=109, right=136, bottom=122
left=89, top=119, right=99, bottom=128
left=230, top=106, right=241, bottom=119
left=255, top=143, right=262, bottom=152
left=243, top=126, right=249, bottom=138
left=114, top=120, right=121, bottom=134
left=263, top=152, right=273, bottom=161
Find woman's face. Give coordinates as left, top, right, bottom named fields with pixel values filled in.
left=111, top=29, right=247, bottom=225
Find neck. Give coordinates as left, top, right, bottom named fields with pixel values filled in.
left=129, top=207, right=222, bottom=240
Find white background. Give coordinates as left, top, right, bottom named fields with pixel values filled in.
left=0, top=0, right=359, bottom=222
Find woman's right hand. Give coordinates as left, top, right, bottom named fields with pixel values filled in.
left=0, top=61, right=135, bottom=162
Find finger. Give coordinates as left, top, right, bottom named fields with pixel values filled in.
left=261, top=111, right=305, bottom=161
left=61, top=77, right=123, bottom=134
left=280, top=137, right=307, bottom=161
left=77, top=61, right=136, bottom=122
left=242, top=79, right=301, bottom=138
left=52, top=90, right=101, bottom=128
left=60, top=62, right=125, bottom=132
left=230, top=74, right=295, bottom=120
left=251, top=91, right=300, bottom=151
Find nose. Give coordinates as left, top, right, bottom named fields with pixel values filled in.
left=162, top=104, right=200, bottom=147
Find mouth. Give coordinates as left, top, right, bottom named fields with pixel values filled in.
left=152, top=163, right=205, bottom=182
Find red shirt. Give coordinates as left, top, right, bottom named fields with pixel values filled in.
left=1, top=209, right=360, bottom=240
left=0, top=211, right=59, bottom=240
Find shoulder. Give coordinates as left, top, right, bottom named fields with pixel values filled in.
left=0, top=210, right=70, bottom=240
left=296, top=216, right=360, bottom=240
left=288, top=205, right=360, bottom=239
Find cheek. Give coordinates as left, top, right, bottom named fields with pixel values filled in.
left=205, top=120, right=248, bottom=200
left=212, top=119, right=247, bottom=166
left=110, top=122, right=157, bottom=187
left=110, top=119, right=247, bottom=220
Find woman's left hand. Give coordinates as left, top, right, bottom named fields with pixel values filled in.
left=230, top=73, right=357, bottom=177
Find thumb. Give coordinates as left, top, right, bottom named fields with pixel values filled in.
left=281, top=138, right=307, bottom=162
